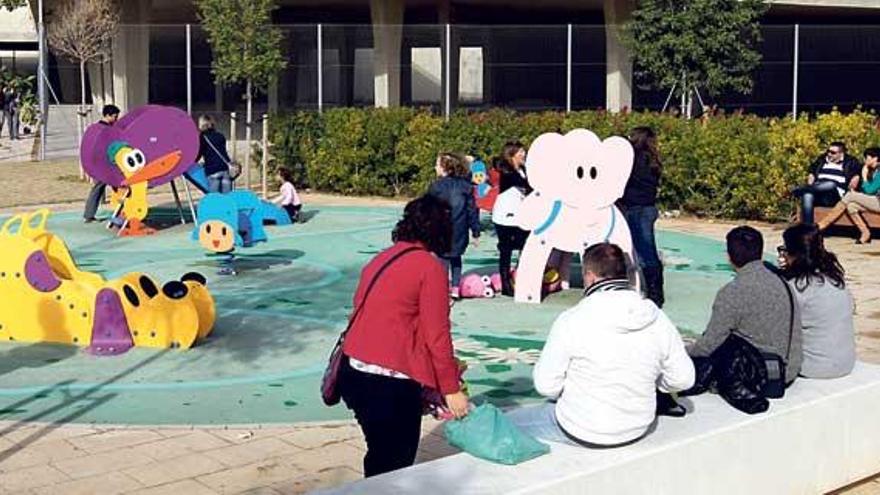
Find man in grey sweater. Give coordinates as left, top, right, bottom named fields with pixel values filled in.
left=689, top=226, right=803, bottom=383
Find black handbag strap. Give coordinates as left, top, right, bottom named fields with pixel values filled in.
left=203, top=132, right=233, bottom=167
left=726, top=273, right=796, bottom=365
left=776, top=274, right=796, bottom=364
left=336, top=246, right=422, bottom=345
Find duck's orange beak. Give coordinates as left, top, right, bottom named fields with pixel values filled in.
left=123, top=150, right=181, bottom=185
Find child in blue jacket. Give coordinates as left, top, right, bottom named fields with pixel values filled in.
left=429, top=152, right=481, bottom=299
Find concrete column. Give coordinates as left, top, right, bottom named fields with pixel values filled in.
left=87, top=60, right=114, bottom=109
left=604, top=0, right=634, bottom=113
left=370, top=0, right=403, bottom=108
left=103, top=59, right=114, bottom=103
left=111, top=0, right=151, bottom=112
left=87, top=61, right=105, bottom=109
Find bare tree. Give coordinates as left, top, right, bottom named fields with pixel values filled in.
left=48, top=0, right=119, bottom=171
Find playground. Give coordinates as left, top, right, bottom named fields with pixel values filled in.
left=3, top=113, right=880, bottom=493
left=0, top=201, right=735, bottom=426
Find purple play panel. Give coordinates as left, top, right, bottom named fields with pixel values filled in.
left=87, top=288, right=134, bottom=356
left=80, top=105, right=200, bottom=188
left=24, top=251, right=61, bottom=293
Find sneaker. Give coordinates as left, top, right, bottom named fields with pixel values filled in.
left=450, top=287, right=461, bottom=300
left=83, top=217, right=96, bottom=224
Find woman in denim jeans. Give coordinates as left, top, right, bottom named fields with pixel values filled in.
left=621, top=127, right=664, bottom=307
left=196, top=115, right=232, bottom=193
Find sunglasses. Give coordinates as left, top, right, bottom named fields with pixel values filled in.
left=827, top=149, right=842, bottom=155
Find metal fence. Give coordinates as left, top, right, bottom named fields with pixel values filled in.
left=42, top=23, right=880, bottom=117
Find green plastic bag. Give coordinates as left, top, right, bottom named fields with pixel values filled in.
left=444, top=403, right=550, bottom=465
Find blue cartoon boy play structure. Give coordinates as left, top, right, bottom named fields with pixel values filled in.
left=193, top=191, right=283, bottom=275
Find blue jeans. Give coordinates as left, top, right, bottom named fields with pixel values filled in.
left=624, top=206, right=661, bottom=270
left=624, top=205, right=664, bottom=307
left=4, top=111, right=17, bottom=140
left=207, top=171, right=232, bottom=193
left=441, top=255, right=463, bottom=288
left=506, top=402, right=646, bottom=448
left=793, top=180, right=840, bottom=224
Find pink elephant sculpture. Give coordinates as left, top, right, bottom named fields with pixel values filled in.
left=514, top=129, right=636, bottom=303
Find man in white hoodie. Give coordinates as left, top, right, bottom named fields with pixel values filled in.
left=532, top=243, right=695, bottom=447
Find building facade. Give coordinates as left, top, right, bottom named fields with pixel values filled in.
left=14, top=0, right=880, bottom=116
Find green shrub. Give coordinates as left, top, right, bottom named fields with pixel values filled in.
left=269, top=107, right=880, bottom=222
left=270, top=111, right=324, bottom=188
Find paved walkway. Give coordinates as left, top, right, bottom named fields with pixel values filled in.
left=0, top=209, right=878, bottom=494
left=0, top=418, right=455, bottom=494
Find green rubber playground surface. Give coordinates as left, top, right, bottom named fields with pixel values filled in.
left=0, top=204, right=734, bottom=426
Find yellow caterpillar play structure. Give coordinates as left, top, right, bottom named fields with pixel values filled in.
left=0, top=210, right=215, bottom=355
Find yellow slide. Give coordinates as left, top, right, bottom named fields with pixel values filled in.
left=0, top=210, right=215, bottom=354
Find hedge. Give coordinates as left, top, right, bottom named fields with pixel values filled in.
left=269, top=107, right=880, bottom=222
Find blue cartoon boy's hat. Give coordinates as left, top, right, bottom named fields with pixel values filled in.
left=470, top=160, right=488, bottom=174
left=192, top=193, right=244, bottom=247
left=106, top=140, right=128, bottom=165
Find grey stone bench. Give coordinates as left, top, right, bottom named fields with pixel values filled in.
left=319, top=362, right=880, bottom=494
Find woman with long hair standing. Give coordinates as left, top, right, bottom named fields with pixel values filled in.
left=622, top=127, right=665, bottom=307
left=777, top=224, right=855, bottom=378
left=492, top=141, right=532, bottom=296
left=339, top=195, right=469, bottom=477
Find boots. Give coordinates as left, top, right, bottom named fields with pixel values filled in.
left=500, top=266, right=514, bottom=297
left=643, top=265, right=665, bottom=308
left=816, top=201, right=847, bottom=231
left=499, top=248, right=515, bottom=296
left=850, top=211, right=872, bottom=244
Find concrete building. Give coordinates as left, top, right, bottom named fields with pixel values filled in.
left=14, top=0, right=880, bottom=115
left=0, top=6, right=37, bottom=78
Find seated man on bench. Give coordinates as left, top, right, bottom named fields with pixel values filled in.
left=531, top=243, right=694, bottom=448
left=818, top=147, right=880, bottom=244
left=793, top=141, right=861, bottom=225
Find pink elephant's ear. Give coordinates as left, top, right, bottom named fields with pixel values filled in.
left=593, top=136, right=635, bottom=207
left=524, top=132, right=568, bottom=193
left=570, top=134, right=633, bottom=209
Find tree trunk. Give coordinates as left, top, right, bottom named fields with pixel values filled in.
left=78, top=60, right=86, bottom=180
left=245, top=78, right=252, bottom=191
left=679, top=85, right=686, bottom=118
left=686, top=90, right=693, bottom=120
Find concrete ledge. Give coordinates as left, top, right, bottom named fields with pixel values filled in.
left=320, top=362, right=880, bottom=495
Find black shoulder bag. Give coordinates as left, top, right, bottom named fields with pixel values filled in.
left=762, top=275, right=796, bottom=399
left=321, top=246, right=421, bottom=406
